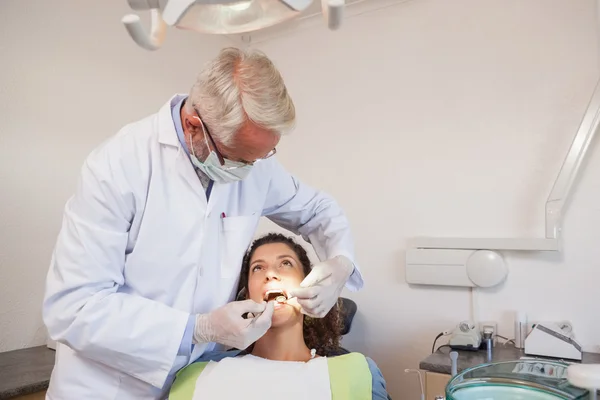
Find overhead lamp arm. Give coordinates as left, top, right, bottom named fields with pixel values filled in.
left=545, top=78, right=600, bottom=240
left=322, top=0, right=345, bottom=30
left=122, top=9, right=167, bottom=51
left=406, top=77, right=600, bottom=288
left=161, top=0, right=196, bottom=26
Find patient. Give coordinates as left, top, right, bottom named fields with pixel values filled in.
left=169, top=233, right=389, bottom=400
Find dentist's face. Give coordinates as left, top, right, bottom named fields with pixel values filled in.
left=182, top=106, right=279, bottom=165
left=247, top=243, right=305, bottom=327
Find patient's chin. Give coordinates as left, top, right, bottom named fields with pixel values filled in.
left=270, top=303, right=301, bottom=327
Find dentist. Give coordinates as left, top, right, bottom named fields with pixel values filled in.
left=42, top=47, right=363, bottom=399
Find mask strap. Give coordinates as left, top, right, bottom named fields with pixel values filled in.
left=193, top=115, right=213, bottom=155
left=189, top=133, right=197, bottom=158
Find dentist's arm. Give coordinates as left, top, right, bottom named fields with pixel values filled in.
left=260, top=158, right=364, bottom=317
left=43, top=145, right=190, bottom=389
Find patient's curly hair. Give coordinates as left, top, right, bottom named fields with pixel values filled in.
left=237, top=233, right=344, bottom=356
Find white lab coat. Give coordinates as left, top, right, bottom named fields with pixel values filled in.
left=42, top=95, right=363, bottom=400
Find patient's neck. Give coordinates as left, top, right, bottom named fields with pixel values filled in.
left=251, top=317, right=312, bottom=362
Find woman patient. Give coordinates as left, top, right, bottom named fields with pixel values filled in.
left=169, top=233, right=389, bottom=400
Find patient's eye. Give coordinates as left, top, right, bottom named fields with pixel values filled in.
left=252, top=264, right=263, bottom=272
left=281, top=259, right=293, bottom=267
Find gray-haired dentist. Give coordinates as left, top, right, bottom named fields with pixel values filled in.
left=43, top=47, right=363, bottom=400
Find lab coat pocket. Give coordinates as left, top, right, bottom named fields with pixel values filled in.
left=220, top=215, right=259, bottom=279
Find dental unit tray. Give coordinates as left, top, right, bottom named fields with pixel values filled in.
left=446, top=360, right=589, bottom=399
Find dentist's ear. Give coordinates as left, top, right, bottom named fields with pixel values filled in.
left=188, top=114, right=202, bottom=127
left=184, top=116, right=203, bottom=135
left=181, top=106, right=203, bottom=132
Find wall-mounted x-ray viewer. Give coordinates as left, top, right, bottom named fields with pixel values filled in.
left=406, top=77, right=600, bottom=288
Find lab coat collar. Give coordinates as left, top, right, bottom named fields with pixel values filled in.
left=157, top=94, right=210, bottom=205
left=157, top=94, right=188, bottom=148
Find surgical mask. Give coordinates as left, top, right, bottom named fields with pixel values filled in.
left=189, top=133, right=253, bottom=184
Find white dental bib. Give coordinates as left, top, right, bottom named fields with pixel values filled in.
left=191, top=354, right=331, bottom=399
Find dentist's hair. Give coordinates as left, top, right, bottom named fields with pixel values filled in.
left=238, top=233, right=343, bottom=356
left=187, top=47, right=296, bottom=146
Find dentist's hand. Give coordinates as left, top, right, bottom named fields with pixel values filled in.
left=289, top=255, right=354, bottom=318
left=193, top=300, right=275, bottom=350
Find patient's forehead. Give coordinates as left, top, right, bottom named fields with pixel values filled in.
left=251, top=242, right=298, bottom=262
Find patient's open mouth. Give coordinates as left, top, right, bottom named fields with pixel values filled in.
left=264, top=289, right=287, bottom=303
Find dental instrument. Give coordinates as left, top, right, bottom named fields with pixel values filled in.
left=404, top=369, right=425, bottom=400
left=482, top=329, right=493, bottom=363
left=449, top=352, right=458, bottom=377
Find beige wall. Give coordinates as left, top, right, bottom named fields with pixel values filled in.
left=252, top=1, right=600, bottom=398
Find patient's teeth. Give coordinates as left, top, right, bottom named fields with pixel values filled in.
left=264, top=290, right=287, bottom=302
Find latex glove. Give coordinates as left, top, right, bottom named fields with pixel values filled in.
left=193, top=300, right=275, bottom=350
left=288, top=255, right=354, bottom=318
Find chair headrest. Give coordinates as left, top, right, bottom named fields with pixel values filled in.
left=339, top=297, right=357, bottom=336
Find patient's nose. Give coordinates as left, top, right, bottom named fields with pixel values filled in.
left=265, top=267, right=281, bottom=281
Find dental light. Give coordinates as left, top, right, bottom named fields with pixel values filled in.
left=122, top=0, right=344, bottom=50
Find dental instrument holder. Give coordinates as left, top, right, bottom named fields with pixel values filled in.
left=449, top=351, right=458, bottom=377
left=482, top=327, right=494, bottom=362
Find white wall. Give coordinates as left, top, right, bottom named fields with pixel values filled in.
left=251, top=0, right=600, bottom=398
left=1, top=0, right=599, bottom=399
left=0, top=0, right=229, bottom=351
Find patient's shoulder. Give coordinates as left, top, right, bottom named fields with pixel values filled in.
left=329, top=353, right=389, bottom=400
left=327, top=352, right=373, bottom=399
left=327, top=352, right=371, bottom=376
left=329, top=352, right=382, bottom=371
left=329, top=352, right=367, bottom=361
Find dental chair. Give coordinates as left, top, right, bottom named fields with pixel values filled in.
left=198, top=297, right=392, bottom=400
left=326, top=297, right=357, bottom=356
